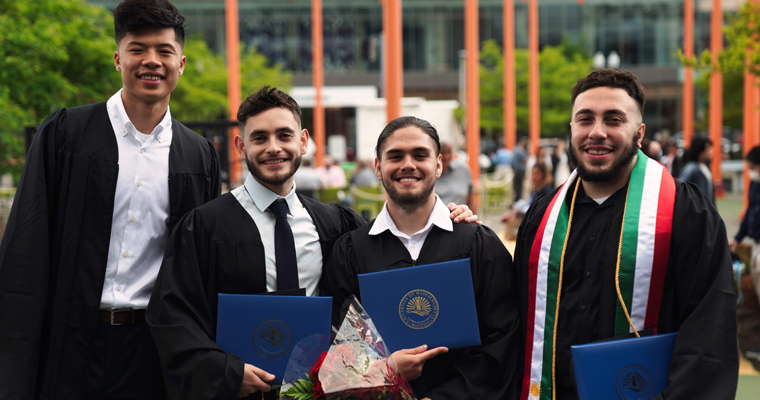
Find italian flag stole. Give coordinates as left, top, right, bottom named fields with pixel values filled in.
left=521, top=150, right=676, bottom=400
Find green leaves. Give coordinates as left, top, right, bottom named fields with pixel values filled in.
left=280, top=373, right=317, bottom=400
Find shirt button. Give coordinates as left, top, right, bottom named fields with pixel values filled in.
left=581, top=305, right=587, bottom=311
left=123, top=251, right=129, bottom=257
left=130, top=217, right=136, bottom=222
left=116, top=286, right=122, bottom=292
left=589, top=237, right=596, bottom=242
left=136, top=181, right=142, bottom=187
left=411, top=244, right=416, bottom=248
left=586, top=271, right=591, bottom=277
left=140, top=148, right=145, bottom=153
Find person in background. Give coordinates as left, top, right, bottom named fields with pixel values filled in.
left=660, top=137, right=682, bottom=178
left=502, top=163, right=553, bottom=240
left=729, top=145, right=760, bottom=361
left=552, top=139, right=571, bottom=187
left=349, top=159, right=378, bottom=186
left=0, top=1, right=221, bottom=398
left=679, top=136, right=715, bottom=203
left=436, top=142, right=477, bottom=213
left=294, top=157, right=322, bottom=199
left=317, top=154, right=347, bottom=188
left=511, top=137, right=527, bottom=202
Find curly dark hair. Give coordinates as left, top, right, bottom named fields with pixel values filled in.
left=237, top=86, right=302, bottom=130
left=571, top=68, right=646, bottom=115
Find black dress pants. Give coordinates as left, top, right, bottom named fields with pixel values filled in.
left=84, top=321, right=165, bottom=399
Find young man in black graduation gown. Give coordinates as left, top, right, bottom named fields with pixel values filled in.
left=321, top=116, right=521, bottom=400
left=514, top=69, right=738, bottom=399
left=146, top=88, right=477, bottom=399
left=0, top=1, right=221, bottom=399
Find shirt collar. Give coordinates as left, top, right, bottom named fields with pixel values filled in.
left=107, top=89, right=173, bottom=143
left=243, top=174, right=298, bottom=216
left=369, top=195, right=453, bottom=238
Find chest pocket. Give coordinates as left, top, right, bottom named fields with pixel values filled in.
left=213, top=240, right=267, bottom=294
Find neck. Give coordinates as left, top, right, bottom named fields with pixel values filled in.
left=386, top=194, right=436, bottom=236
left=258, top=178, right=293, bottom=197
left=121, top=93, right=169, bottom=135
left=580, top=155, right=637, bottom=199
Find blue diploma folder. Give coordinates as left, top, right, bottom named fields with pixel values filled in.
left=216, top=294, right=332, bottom=382
left=571, top=332, right=677, bottom=400
left=357, top=258, right=480, bottom=351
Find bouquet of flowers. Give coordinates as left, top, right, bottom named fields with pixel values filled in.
left=280, top=297, right=416, bottom=400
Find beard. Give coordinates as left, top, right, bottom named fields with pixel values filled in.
left=569, top=134, right=639, bottom=183
left=245, top=153, right=302, bottom=187
left=381, top=173, right=436, bottom=211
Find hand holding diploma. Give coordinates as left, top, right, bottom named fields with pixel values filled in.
left=392, top=344, right=449, bottom=381
left=238, top=364, right=275, bottom=398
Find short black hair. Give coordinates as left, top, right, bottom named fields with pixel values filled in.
left=571, top=68, right=646, bottom=115
left=237, top=86, right=302, bottom=130
left=114, top=0, right=187, bottom=48
left=682, top=136, right=713, bottom=163
left=746, top=145, right=760, bottom=166
left=375, top=116, right=441, bottom=160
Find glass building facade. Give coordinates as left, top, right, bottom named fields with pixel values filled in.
left=91, top=0, right=731, bottom=135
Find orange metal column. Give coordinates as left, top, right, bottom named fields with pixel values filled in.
left=312, top=0, right=325, bottom=167
left=528, top=0, right=540, bottom=156
left=709, top=0, right=723, bottom=196
left=225, top=0, right=242, bottom=187
left=383, top=0, right=403, bottom=122
left=743, top=0, right=760, bottom=210
left=466, top=0, right=481, bottom=209
left=503, top=0, right=515, bottom=150
left=683, top=0, right=694, bottom=148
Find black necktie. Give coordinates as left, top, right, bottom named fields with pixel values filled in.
left=269, top=199, right=299, bottom=290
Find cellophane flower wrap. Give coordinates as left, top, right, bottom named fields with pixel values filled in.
left=280, top=297, right=416, bottom=400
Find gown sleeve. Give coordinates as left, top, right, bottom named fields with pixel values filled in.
left=655, top=182, right=739, bottom=400
left=146, top=210, right=245, bottom=400
left=423, top=227, right=521, bottom=400
left=0, top=109, right=66, bottom=398
left=320, top=233, right=361, bottom=328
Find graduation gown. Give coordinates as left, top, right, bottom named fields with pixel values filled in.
left=321, top=222, right=521, bottom=400
left=146, top=192, right=365, bottom=400
left=514, top=180, right=739, bottom=399
left=0, top=102, right=221, bottom=400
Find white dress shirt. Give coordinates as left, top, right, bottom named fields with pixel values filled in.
left=369, top=195, right=453, bottom=260
left=232, top=174, right=323, bottom=296
left=100, top=89, right=173, bottom=309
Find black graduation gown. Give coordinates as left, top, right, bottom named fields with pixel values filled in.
left=514, top=180, right=739, bottom=400
left=146, top=192, right=365, bottom=400
left=0, top=102, right=221, bottom=400
left=320, top=222, right=521, bottom=400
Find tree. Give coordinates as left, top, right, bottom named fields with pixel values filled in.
left=0, top=0, right=121, bottom=181
left=170, top=38, right=292, bottom=122
left=681, top=2, right=760, bottom=132
left=456, top=38, right=593, bottom=140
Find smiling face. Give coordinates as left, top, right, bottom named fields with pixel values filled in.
left=569, top=86, right=644, bottom=184
left=114, top=27, right=185, bottom=110
left=235, top=107, right=309, bottom=196
left=375, top=126, right=442, bottom=211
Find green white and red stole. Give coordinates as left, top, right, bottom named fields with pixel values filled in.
left=520, top=149, right=676, bottom=400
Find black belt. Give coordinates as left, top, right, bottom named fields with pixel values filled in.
left=97, top=309, right=146, bottom=325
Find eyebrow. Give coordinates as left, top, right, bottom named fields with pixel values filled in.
left=384, top=147, right=432, bottom=155
left=126, top=40, right=178, bottom=50
left=248, top=127, right=295, bottom=138
left=574, top=108, right=627, bottom=118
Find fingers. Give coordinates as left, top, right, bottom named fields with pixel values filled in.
left=465, top=214, right=482, bottom=225
left=239, top=364, right=274, bottom=397
left=418, top=346, right=448, bottom=361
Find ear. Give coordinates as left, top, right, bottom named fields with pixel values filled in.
left=114, top=51, right=121, bottom=71
left=435, top=154, right=443, bottom=178
left=300, top=129, right=310, bottom=155
left=636, top=123, right=646, bottom=148
left=234, top=133, right=246, bottom=161
left=179, top=55, right=186, bottom=75
left=374, top=158, right=382, bottom=181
